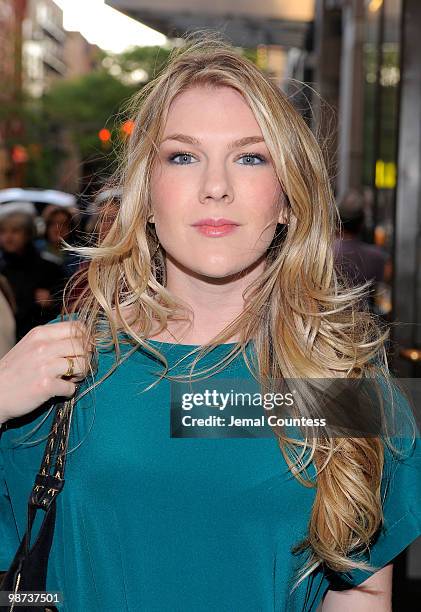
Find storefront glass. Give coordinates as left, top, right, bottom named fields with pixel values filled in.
left=362, top=0, right=402, bottom=315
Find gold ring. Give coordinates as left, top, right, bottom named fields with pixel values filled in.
left=64, top=356, right=75, bottom=378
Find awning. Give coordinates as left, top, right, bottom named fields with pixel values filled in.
left=106, top=0, right=314, bottom=48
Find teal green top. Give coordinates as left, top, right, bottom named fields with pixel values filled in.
left=1, top=319, right=421, bottom=611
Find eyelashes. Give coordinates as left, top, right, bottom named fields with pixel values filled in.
left=167, top=151, right=267, bottom=166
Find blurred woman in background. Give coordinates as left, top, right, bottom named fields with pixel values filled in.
left=37, top=206, right=81, bottom=280
left=0, top=211, right=64, bottom=340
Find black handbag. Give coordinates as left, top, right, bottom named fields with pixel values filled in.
left=0, top=392, right=76, bottom=612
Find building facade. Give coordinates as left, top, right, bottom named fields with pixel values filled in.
left=63, top=31, right=100, bottom=80
left=22, top=0, right=66, bottom=98
left=0, top=0, right=20, bottom=187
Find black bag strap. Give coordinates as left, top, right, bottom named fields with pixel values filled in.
left=0, top=391, right=77, bottom=611
left=25, top=392, right=76, bottom=551
left=30, top=394, right=74, bottom=506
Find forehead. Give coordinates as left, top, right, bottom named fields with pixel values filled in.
left=163, top=84, right=260, bottom=135
left=0, top=219, right=26, bottom=230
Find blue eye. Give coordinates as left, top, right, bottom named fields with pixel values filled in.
left=167, top=151, right=267, bottom=166
left=237, top=153, right=266, bottom=166
left=168, top=152, right=195, bottom=165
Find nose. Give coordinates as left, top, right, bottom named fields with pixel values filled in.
left=199, top=160, right=234, bottom=205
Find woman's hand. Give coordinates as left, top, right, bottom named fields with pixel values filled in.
left=0, top=321, right=92, bottom=425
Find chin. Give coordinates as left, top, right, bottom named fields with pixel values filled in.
left=167, top=251, right=259, bottom=280
left=192, top=264, right=246, bottom=281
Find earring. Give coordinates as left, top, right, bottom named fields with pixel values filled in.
left=151, top=241, right=160, bottom=257
left=147, top=217, right=160, bottom=257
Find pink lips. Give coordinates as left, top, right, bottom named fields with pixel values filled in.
left=191, top=218, right=240, bottom=238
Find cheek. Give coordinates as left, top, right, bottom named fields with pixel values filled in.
left=151, top=174, right=192, bottom=230
left=243, top=192, right=283, bottom=233
left=151, top=165, right=183, bottom=213
left=241, top=171, right=282, bottom=210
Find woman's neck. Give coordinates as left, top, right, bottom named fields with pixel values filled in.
left=152, top=255, right=265, bottom=345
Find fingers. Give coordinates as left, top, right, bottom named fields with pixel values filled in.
left=33, top=338, right=92, bottom=360
left=0, top=321, right=93, bottom=421
left=35, top=356, right=91, bottom=403
left=55, top=355, right=92, bottom=381
left=49, top=378, right=77, bottom=399
left=25, top=322, right=93, bottom=360
left=56, top=380, right=76, bottom=397
left=29, top=320, right=89, bottom=342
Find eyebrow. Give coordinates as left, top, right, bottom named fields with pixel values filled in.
left=160, top=133, right=265, bottom=150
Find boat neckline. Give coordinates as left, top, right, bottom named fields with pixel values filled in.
left=145, top=338, right=238, bottom=348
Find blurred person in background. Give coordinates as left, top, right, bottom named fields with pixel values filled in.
left=0, top=211, right=65, bottom=341
left=63, top=192, right=121, bottom=309
left=334, top=189, right=392, bottom=314
left=84, top=188, right=122, bottom=240
left=0, top=274, right=16, bottom=357
left=36, top=206, right=82, bottom=280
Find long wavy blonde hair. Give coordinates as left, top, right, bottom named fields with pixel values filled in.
left=59, top=32, right=403, bottom=589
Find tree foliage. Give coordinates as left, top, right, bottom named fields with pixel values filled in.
left=44, top=69, right=135, bottom=159
left=18, top=44, right=259, bottom=188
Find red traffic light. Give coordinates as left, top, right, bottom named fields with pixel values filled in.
left=121, top=120, right=134, bottom=136
left=98, top=128, right=111, bottom=143
left=12, top=145, right=28, bottom=163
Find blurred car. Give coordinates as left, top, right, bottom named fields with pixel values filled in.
left=0, top=188, right=76, bottom=214
left=0, top=201, right=37, bottom=220
left=0, top=188, right=79, bottom=238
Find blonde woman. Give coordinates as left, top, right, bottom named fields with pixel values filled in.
left=1, top=35, right=421, bottom=612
